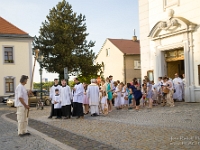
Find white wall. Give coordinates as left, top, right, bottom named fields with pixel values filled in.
left=139, top=0, right=200, bottom=102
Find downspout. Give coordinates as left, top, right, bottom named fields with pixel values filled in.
left=124, top=53, right=126, bottom=84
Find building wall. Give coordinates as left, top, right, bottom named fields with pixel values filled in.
left=138, top=0, right=150, bottom=80
left=124, top=54, right=141, bottom=83
left=0, top=39, right=32, bottom=96
left=139, top=0, right=200, bottom=102
left=95, top=39, right=124, bottom=82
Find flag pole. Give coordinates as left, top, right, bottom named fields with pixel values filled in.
left=27, top=49, right=39, bottom=117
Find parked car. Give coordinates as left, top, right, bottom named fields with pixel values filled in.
left=6, top=90, right=50, bottom=107
left=2, top=94, right=14, bottom=103
left=29, top=90, right=51, bottom=106
left=7, top=97, right=15, bottom=107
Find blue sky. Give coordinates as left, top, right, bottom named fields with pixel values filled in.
left=0, top=0, right=139, bottom=82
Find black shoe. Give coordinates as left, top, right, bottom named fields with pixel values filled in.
left=19, top=132, right=31, bottom=137
left=76, top=116, right=80, bottom=119
left=24, top=132, right=31, bottom=136
left=48, top=116, right=52, bottom=119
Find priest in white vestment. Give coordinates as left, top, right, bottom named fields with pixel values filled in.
left=87, top=79, right=100, bottom=116
left=60, top=79, right=72, bottom=119
left=72, top=78, right=84, bottom=119
left=173, top=73, right=183, bottom=101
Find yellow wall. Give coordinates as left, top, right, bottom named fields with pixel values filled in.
left=0, top=39, right=32, bottom=96
left=96, top=39, right=124, bottom=82
left=124, top=54, right=141, bottom=83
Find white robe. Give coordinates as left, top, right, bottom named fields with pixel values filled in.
left=53, top=95, right=61, bottom=109
left=87, top=83, right=99, bottom=106
left=50, top=85, right=61, bottom=104
left=73, top=83, right=84, bottom=103
left=173, top=77, right=183, bottom=101
left=114, top=85, right=121, bottom=107
left=60, top=85, right=72, bottom=106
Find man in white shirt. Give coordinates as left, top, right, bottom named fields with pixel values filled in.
left=72, top=78, right=84, bottom=119
left=15, top=75, right=30, bottom=136
left=87, top=79, right=100, bottom=116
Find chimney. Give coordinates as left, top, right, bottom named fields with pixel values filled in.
left=132, top=36, right=137, bottom=41
left=132, top=29, right=137, bottom=41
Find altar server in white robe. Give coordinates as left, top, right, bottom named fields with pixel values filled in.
left=173, top=73, right=183, bottom=101
left=60, top=79, right=72, bottom=119
left=48, top=79, right=61, bottom=119
left=87, top=79, right=100, bottom=116
left=53, top=89, right=62, bottom=119
left=72, top=78, right=84, bottom=119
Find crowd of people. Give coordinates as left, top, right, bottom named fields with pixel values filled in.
left=47, top=73, right=185, bottom=119
left=14, top=73, right=185, bottom=136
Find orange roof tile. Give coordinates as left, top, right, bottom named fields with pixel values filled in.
left=0, top=16, right=28, bottom=35
left=108, top=38, right=140, bottom=54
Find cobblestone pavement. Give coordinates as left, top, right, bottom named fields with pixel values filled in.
left=0, top=104, right=62, bottom=150
left=3, top=102, right=200, bottom=150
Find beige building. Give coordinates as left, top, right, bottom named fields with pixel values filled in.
left=0, top=17, right=33, bottom=97
left=95, top=38, right=141, bottom=83
left=139, top=0, right=200, bottom=102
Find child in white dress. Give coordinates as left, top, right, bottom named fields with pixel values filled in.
left=152, top=87, right=158, bottom=106
left=101, top=91, right=108, bottom=115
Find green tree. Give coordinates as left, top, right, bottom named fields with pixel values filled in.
left=33, top=0, right=101, bottom=80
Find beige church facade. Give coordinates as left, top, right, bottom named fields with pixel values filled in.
left=139, top=0, right=200, bottom=102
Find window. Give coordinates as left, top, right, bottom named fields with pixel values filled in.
left=134, top=60, right=141, bottom=69
left=5, top=77, right=15, bottom=93
left=4, top=47, right=14, bottom=63
left=163, top=0, right=179, bottom=11
left=106, top=49, right=110, bottom=57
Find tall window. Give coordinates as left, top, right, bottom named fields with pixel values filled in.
left=5, top=77, right=15, bottom=93
left=106, top=49, right=110, bottom=57
left=4, top=47, right=14, bottom=63
left=134, top=60, right=141, bottom=69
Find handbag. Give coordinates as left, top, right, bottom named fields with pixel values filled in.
left=163, top=87, right=169, bottom=94
left=124, top=96, right=128, bottom=100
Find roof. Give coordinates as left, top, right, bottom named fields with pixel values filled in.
left=108, top=38, right=140, bottom=54
left=0, top=16, right=28, bottom=35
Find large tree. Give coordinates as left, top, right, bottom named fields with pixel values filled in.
left=33, top=0, right=102, bottom=80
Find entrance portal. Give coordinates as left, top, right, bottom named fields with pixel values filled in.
left=165, top=49, right=184, bottom=78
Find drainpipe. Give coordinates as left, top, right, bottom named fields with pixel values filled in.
left=124, top=53, right=126, bottom=84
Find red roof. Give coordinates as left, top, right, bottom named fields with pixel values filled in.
left=108, top=38, right=140, bottom=54
left=0, top=16, right=28, bottom=35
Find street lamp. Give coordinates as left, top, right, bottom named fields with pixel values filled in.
left=37, top=53, right=44, bottom=101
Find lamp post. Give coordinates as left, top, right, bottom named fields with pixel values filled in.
left=37, top=53, right=44, bottom=100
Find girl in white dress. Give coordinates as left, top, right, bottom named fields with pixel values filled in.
left=101, top=91, right=108, bottom=115
left=120, top=83, right=126, bottom=107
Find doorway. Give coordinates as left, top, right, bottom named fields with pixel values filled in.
left=167, top=60, right=184, bottom=78
left=164, top=49, right=184, bottom=78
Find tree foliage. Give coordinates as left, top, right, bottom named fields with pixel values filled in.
left=33, top=81, right=54, bottom=91
left=33, top=0, right=102, bottom=79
